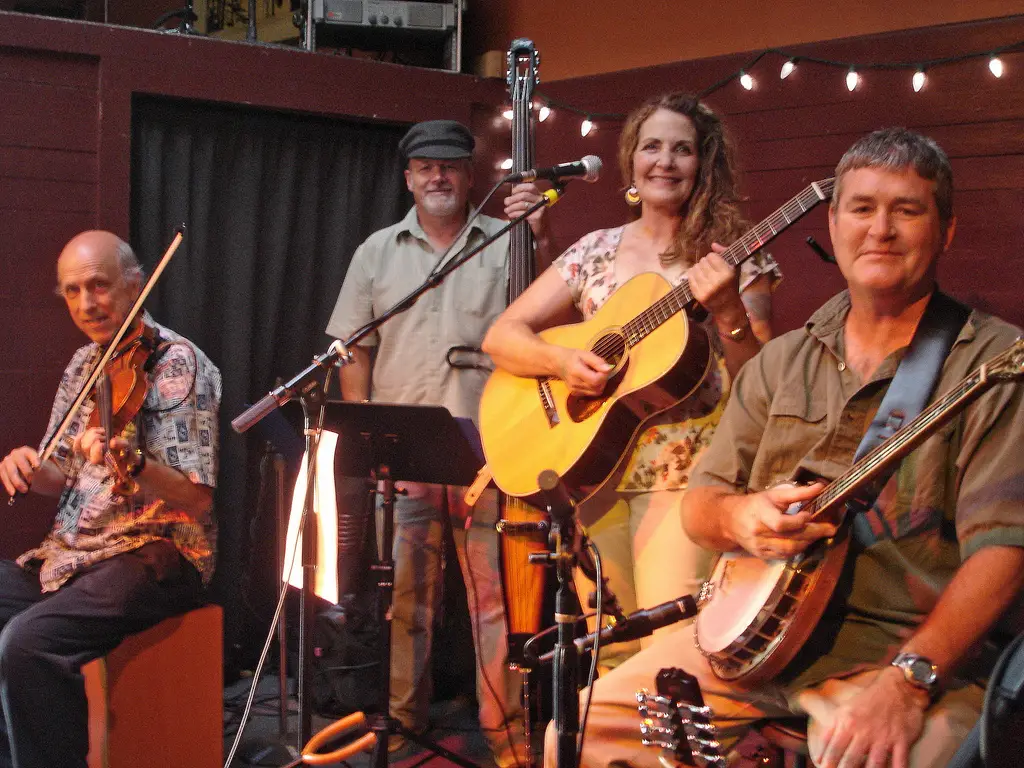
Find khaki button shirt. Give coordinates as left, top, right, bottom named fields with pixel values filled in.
left=691, top=290, right=1024, bottom=689
left=325, top=206, right=509, bottom=423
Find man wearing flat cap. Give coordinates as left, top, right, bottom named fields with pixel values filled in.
left=326, top=119, right=552, bottom=765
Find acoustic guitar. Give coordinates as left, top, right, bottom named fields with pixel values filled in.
left=695, top=340, right=1024, bottom=685
left=479, top=178, right=835, bottom=501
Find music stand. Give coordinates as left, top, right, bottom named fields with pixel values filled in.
left=317, top=401, right=484, bottom=768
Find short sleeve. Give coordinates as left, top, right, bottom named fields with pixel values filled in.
left=325, top=241, right=378, bottom=347
left=739, top=249, right=782, bottom=294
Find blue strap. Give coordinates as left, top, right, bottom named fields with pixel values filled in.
left=850, top=291, right=970, bottom=546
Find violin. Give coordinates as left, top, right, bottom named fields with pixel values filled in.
left=7, top=226, right=184, bottom=505
left=91, top=321, right=162, bottom=496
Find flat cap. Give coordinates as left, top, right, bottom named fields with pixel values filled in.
left=399, top=120, right=475, bottom=160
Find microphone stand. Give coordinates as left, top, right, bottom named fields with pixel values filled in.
left=530, top=469, right=579, bottom=768
left=229, top=183, right=565, bottom=754
left=231, top=183, right=564, bottom=436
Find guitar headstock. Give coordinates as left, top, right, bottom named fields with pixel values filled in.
left=636, top=668, right=726, bottom=766
left=982, top=338, right=1024, bottom=383
left=506, top=38, right=540, bottom=94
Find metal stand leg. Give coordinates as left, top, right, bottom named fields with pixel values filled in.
left=364, top=469, right=481, bottom=768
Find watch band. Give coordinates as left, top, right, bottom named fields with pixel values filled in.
left=128, top=449, right=147, bottom=478
left=718, top=316, right=750, bottom=343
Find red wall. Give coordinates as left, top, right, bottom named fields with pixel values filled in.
left=467, top=2, right=1024, bottom=80
left=515, top=17, right=1024, bottom=334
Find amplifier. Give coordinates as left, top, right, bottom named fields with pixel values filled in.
left=312, top=0, right=456, bottom=31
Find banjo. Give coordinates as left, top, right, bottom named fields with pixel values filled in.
left=695, top=339, right=1024, bottom=684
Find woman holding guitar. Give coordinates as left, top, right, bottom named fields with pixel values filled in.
left=482, top=92, right=780, bottom=668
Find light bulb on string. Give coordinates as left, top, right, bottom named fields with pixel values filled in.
left=502, top=108, right=513, bottom=120
left=580, top=117, right=594, bottom=137
left=739, top=70, right=754, bottom=90
left=989, top=55, right=1004, bottom=78
left=499, top=158, right=513, bottom=171
left=538, top=105, right=550, bottom=122
left=846, top=68, right=860, bottom=92
left=780, top=59, right=796, bottom=79
left=912, top=69, right=926, bottom=92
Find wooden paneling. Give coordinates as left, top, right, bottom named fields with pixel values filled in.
left=532, top=17, right=1024, bottom=334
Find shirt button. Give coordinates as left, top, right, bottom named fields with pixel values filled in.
left=838, top=361, right=847, bottom=371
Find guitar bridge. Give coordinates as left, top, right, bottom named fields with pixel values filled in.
left=537, top=378, right=559, bottom=427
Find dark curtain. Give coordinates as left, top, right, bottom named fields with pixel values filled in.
left=130, top=96, right=411, bottom=671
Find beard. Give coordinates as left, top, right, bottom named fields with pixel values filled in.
left=419, top=189, right=462, bottom=218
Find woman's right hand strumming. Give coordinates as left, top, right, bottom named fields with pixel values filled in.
left=557, top=348, right=613, bottom=396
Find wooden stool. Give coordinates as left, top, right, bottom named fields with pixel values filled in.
left=83, top=604, right=223, bottom=768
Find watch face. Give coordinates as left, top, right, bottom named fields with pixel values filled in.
left=908, top=657, right=937, bottom=685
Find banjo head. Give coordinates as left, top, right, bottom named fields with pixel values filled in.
left=695, top=552, right=789, bottom=654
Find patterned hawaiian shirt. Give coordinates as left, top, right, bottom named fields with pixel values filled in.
left=17, top=318, right=221, bottom=592
left=554, top=225, right=781, bottom=493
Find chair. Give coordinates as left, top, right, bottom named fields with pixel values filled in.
left=83, top=604, right=223, bottom=768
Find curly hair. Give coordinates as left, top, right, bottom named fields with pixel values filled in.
left=618, top=92, right=747, bottom=267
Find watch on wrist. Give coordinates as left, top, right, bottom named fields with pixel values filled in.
left=718, top=316, right=750, bottom=343
left=890, top=652, right=940, bottom=699
left=128, top=449, right=147, bottom=478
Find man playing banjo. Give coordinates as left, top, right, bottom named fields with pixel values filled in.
left=553, top=128, right=1024, bottom=768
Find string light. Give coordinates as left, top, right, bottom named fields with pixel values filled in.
left=846, top=67, right=860, bottom=92
left=499, top=158, right=513, bottom=170
left=522, top=42, right=1022, bottom=135
left=502, top=108, right=513, bottom=120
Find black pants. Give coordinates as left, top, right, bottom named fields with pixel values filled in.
left=0, top=541, right=203, bottom=768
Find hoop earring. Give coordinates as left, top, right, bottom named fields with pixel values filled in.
left=625, top=185, right=641, bottom=206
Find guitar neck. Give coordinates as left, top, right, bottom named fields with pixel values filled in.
left=623, top=179, right=834, bottom=347
left=807, top=356, right=995, bottom=520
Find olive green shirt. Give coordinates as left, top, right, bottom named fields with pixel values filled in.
left=325, top=206, right=510, bottom=423
left=690, top=289, right=1024, bottom=690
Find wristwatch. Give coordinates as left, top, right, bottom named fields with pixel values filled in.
left=718, top=316, right=750, bottom=343
left=128, top=448, right=147, bottom=478
left=890, top=652, right=940, bottom=699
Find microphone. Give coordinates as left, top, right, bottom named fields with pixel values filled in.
left=538, top=595, right=697, bottom=663
left=506, top=155, right=602, bottom=184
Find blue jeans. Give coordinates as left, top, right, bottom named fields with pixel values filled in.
left=0, top=541, right=202, bottom=768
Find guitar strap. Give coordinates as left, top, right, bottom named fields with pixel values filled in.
left=849, top=290, right=971, bottom=546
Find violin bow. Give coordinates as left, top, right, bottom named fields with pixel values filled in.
left=8, top=226, right=185, bottom=504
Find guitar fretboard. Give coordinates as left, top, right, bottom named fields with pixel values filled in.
left=621, top=179, right=835, bottom=347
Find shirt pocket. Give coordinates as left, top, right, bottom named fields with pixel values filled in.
left=750, top=388, right=830, bottom=488
left=454, top=265, right=507, bottom=318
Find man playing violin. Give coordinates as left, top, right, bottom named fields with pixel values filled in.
left=555, top=129, right=1024, bottom=768
left=0, top=230, right=220, bottom=768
